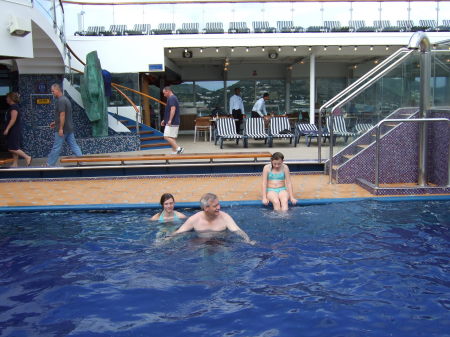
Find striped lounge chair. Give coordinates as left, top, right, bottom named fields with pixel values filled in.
left=214, top=117, right=243, bottom=149
left=295, top=123, right=330, bottom=147
left=243, top=118, right=269, bottom=148
left=326, top=115, right=358, bottom=143
left=268, top=117, right=294, bottom=147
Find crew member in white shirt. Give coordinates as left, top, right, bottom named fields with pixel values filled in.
left=229, top=87, right=245, bottom=132
left=251, top=93, right=270, bottom=119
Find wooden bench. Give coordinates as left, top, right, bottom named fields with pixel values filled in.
left=60, top=152, right=272, bottom=166
left=0, top=158, right=14, bottom=166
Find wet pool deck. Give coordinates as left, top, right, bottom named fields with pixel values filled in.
left=0, top=135, right=448, bottom=209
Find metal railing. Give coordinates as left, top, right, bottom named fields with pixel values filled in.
left=317, top=46, right=415, bottom=164
left=374, top=118, right=450, bottom=187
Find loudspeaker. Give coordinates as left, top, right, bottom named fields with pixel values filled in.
left=9, top=16, right=31, bottom=37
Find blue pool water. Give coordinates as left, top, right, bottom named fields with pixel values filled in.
left=0, top=200, right=449, bottom=337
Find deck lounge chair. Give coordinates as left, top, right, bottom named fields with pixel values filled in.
left=277, top=21, right=302, bottom=33
left=243, top=118, right=269, bottom=148
left=348, top=20, right=365, bottom=32
left=104, top=24, right=126, bottom=36
left=125, top=24, right=151, bottom=35
left=326, top=115, right=358, bottom=143
left=203, top=22, right=224, bottom=34
left=152, top=23, right=175, bottom=35
left=397, top=20, right=414, bottom=32
left=228, top=22, right=250, bottom=33
left=252, top=21, right=275, bottom=33
left=355, top=123, right=373, bottom=134
left=324, top=21, right=341, bottom=32
left=177, top=23, right=199, bottom=34
left=268, top=117, right=294, bottom=147
left=295, top=123, right=330, bottom=147
left=214, top=117, right=243, bottom=149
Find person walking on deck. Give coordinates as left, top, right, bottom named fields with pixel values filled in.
left=46, top=83, right=82, bottom=167
left=162, top=86, right=184, bottom=154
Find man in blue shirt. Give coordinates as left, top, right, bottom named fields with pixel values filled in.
left=162, top=86, right=184, bottom=154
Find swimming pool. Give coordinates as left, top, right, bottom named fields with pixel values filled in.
left=0, top=200, right=449, bottom=337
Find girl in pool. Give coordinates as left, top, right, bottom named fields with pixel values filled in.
left=151, top=193, right=187, bottom=222
left=262, top=152, right=297, bottom=211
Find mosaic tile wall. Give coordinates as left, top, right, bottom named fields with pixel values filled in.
left=427, top=109, right=449, bottom=186
left=18, top=74, right=140, bottom=158
left=334, top=107, right=449, bottom=186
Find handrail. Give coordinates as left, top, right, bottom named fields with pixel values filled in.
left=111, top=83, right=166, bottom=106
left=65, top=43, right=86, bottom=66
left=111, top=83, right=141, bottom=134
left=319, top=47, right=410, bottom=112
left=374, top=118, right=450, bottom=187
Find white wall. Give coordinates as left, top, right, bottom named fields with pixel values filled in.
left=68, top=36, right=165, bottom=73
left=0, top=0, right=33, bottom=59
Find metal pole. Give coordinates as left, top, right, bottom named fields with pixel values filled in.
left=328, top=115, right=334, bottom=184
left=375, top=124, right=381, bottom=187
left=418, top=37, right=431, bottom=186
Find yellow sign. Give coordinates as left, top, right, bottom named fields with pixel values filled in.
left=36, top=98, right=51, bottom=104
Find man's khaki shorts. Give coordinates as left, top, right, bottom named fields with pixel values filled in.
left=164, top=125, right=179, bottom=138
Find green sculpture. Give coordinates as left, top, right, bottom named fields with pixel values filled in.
left=80, top=51, right=108, bottom=137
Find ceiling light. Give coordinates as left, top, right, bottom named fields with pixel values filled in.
left=278, top=47, right=282, bottom=52
left=338, top=46, right=342, bottom=51
left=370, top=46, right=374, bottom=51
left=168, top=49, right=172, bottom=53
left=262, top=47, right=265, bottom=52
left=200, top=48, right=203, bottom=53
left=308, top=46, right=312, bottom=51
left=231, top=47, right=234, bottom=52
left=354, top=46, right=358, bottom=51
left=184, top=48, right=187, bottom=53
left=386, top=46, right=389, bottom=50
left=293, top=47, right=297, bottom=52
left=246, top=47, right=249, bottom=52
left=323, top=46, right=327, bottom=51
left=216, top=48, right=219, bottom=53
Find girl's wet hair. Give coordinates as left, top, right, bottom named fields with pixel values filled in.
left=160, top=193, right=175, bottom=206
left=271, top=152, right=284, bottom=161
left=6, top=92, right=20, bottom=104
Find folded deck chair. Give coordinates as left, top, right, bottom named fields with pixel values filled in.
left=214, top=117, right=243, bottom=149
left=243, top=118, right=269, bottom=147
left=268, top=117, right=294, bottom=147
left=326, top=115, right=358, bottom=143
left=295, top=123, right=330, bottom=147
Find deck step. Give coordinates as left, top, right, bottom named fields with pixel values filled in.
left=357, top=144, right=369, bottom=149
left=138, top=130, right=155, bottom=135
left=385, top=123, right=398, bottom=127
left=141, top=136, right=164, bottom=141
left=343, top=154, right=354, bottom=159
left=140, top=142, right=170, bottom=148
left=332, top=165, right=340, bottom=170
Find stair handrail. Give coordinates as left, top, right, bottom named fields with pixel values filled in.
left=374, top=118, right=450, bottom=187
left=111, top=83, right=166, bottom=106
left=111, top=83, right=141, bottom=134
left=319, top=48, right=415, bottom=165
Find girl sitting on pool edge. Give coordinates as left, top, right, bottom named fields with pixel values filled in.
left=262, top=152, right=297, bottom=211
left=151, top=193, right=187, bottom=222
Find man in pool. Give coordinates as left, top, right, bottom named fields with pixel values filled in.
left=167, top=193, right=255, bottom=245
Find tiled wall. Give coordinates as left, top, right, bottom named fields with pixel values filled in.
left=19, top=74, right=140, bottom=158
left=333, top=107, right=449, bottom=187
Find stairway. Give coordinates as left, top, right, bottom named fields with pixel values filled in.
left=327, top=107, right=419, bottom=183
left=109, top=113, right=171, bottom=150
